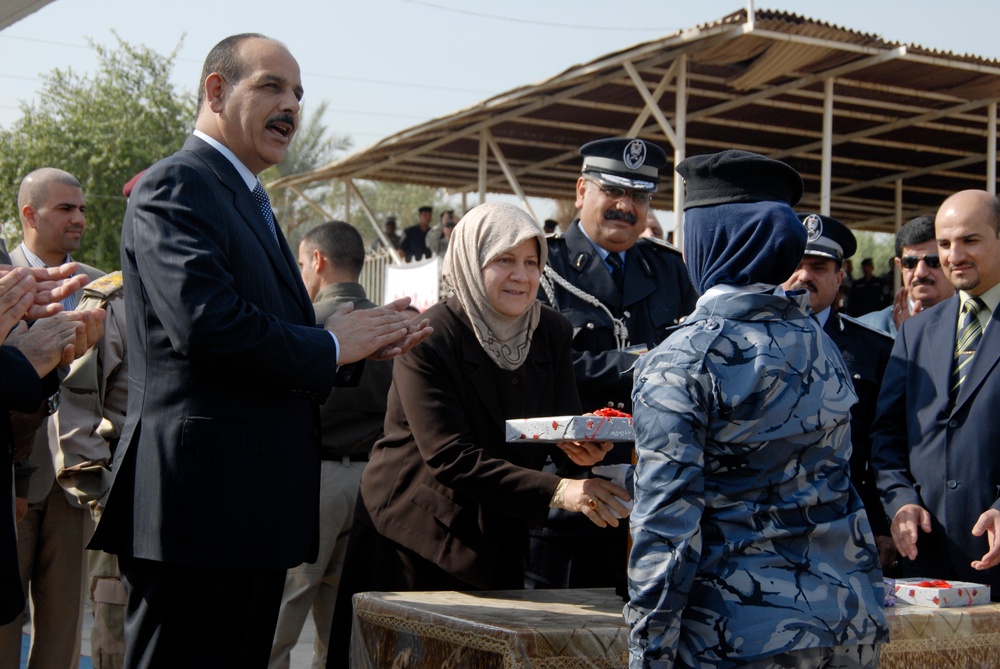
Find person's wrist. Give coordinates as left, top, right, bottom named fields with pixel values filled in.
left=549, top=478, right=569, bottom=509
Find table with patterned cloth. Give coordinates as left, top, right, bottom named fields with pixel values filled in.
left=882, top=601, right=1000, bottom=668
left=350, top=588, right=1000, bottom=668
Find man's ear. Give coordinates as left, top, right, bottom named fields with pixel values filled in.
left=312, top=248, right=325, bottom=272
left=20, top=204, right=37, bottom=231
left=205, top=73, right=227, bottom=113
left=574, top=177, right=588, bottom=209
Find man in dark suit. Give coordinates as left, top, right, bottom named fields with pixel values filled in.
left=88, top=33, right=429, bottom=668
left=873, top=189, right=1000, bottom=595
left=781, top=213, right=895, bottom=572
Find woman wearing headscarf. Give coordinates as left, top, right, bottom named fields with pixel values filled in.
left=626, top=151, right=888, bottom=668
left=328, top=202, right=630, bottom=666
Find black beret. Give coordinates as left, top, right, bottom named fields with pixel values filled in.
left=676, top=150, right=803, bottom=210
left=798, top=212, right=857, bottom=262
left=580, top=137, right=668, bottom=192
left=418, top=206, right=432, bottom=213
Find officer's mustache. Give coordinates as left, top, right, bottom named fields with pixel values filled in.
left=603, top=210, right=637, bottom=225
left=789, top=280, right=817, bottom=293
left=910, top=277, right=936, bottom=286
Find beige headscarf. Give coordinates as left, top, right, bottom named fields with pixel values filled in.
left=442, top=202, right=547, bottom=371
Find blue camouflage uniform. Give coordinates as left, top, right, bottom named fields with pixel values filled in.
left=627, top=289, right=888, bottom=668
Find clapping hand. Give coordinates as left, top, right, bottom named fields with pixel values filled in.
left=325, top=297, right=433, bottom=364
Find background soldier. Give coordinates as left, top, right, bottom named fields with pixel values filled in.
left=53, top=170, right=144, bottom=668
left=56, top=270, right=127, bottom=668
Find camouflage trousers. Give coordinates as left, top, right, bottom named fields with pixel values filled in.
left=732, top=644, right=882, bottom=669
left=88, top=549, right=126, bottom=669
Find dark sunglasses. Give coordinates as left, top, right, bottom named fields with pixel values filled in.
left=900, top=254, right=941, bottom=270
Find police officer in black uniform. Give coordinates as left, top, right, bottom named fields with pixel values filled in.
left=781, top=212, right=897, bottom=573
left=540, top=138, right=697, bottom=412
left=528, top=138, right=697, bottom=590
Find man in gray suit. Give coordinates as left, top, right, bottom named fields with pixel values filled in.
left=89, top=33, right=430, bottom=668
left=0, top=167, right=105, bottom=669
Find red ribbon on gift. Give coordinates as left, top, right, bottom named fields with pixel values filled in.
left=916, top=580, right=952, bottom=588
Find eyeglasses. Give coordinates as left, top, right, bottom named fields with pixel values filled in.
left=585, top=178, right=653, bottom=205
left=900, top=254, right=941, bottom=270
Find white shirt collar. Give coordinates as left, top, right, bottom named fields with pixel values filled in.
left=193, top=129, right=258, bottom=191
left=18, top=242, right=70, bottom=269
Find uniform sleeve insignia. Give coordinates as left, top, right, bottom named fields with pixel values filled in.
left=82, top=271, right=124, bottom=299
left=639, top=236, right=683, bottom=255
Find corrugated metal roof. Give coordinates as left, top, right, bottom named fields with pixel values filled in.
left=272, top=8, right=1000, bottom=231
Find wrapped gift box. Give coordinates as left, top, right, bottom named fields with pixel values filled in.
left=890, top=578, right=991, bottom=608
left=505, top=416, right=635, bottom=443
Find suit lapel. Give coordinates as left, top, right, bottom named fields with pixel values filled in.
left=954, top=304, right=1000, bottom=413
left=185, top=137, right=312, bottom=317
left=922, top=298, right=959, bottom=413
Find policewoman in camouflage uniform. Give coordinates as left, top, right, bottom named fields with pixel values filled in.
left=627, top=151, right=888, bottom=668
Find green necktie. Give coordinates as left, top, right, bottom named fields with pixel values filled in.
left=952, top=297, right=986, bottom=397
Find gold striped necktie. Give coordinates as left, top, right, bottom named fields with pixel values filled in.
left=952, top=297, right=986, bottom=397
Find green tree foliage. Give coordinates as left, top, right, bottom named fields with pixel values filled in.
left=0, top=34, right=194, bottom=270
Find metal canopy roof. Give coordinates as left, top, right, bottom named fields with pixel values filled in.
left=271, top=7, right=1000, bottom=233
left=0, top=1, right=55, bottom=31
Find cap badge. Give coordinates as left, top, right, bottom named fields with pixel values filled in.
left=803, top=213, right=823, bottom=243
left=624, top=140, right=647, bottom=170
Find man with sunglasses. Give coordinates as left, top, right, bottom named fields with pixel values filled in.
left=859, top=215, right=955, bottom=337
left=530, top=137, right=697, bottom=591
left=781, top=213, right=896, bottom=573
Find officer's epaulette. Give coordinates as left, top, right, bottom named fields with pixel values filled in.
left=639, top=236, right=682, bottom=256
left=838, top=312, right=893, bottom=340
left=82, top=271, right=124, bottom=299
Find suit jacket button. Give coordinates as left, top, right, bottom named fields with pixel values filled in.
left=947, top=480, right=958, bottom=489
left=585, top=322, right=595, bottom=330
left=948, top=419, right=959, bottom=428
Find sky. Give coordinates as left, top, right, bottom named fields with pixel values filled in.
left=1, top=0, right=999, bottom=224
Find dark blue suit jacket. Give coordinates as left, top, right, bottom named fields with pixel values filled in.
left=872, top=293, right=1000, bottom=593
left=91, top=135, right=340, bottom=570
